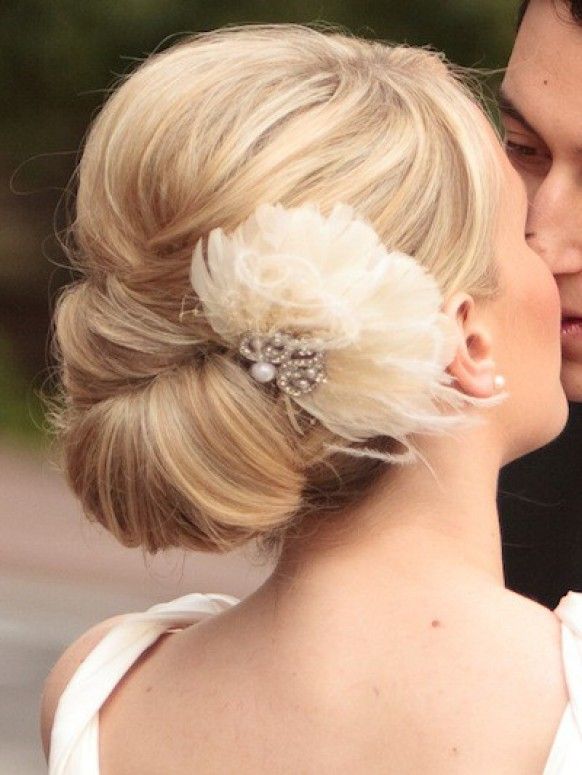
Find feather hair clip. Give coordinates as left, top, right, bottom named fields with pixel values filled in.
left=190, top=202, right=504, bottom=463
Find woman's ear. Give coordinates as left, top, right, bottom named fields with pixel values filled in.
left=444, top=293, right=497, bottom=399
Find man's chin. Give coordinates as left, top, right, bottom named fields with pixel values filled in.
left=561, top=360, right=582, bottom=403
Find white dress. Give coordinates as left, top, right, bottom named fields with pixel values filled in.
left=48, top=591, right=582, bottom=774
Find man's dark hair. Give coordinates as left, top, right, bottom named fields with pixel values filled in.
left=518, top=0, right=582, bottom=26
left=517, top=0, right=582, bottom=26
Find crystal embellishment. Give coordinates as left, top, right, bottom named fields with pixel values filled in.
left=238, top=331, right=327, bottom=397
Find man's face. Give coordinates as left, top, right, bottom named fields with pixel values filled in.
left=501, top=0, right=582, bottom=400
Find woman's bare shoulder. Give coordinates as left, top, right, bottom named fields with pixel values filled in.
left=417, top=585, right=567, bottom=708
left=402, top=586, right=569, bottom=772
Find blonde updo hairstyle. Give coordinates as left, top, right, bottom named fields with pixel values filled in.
left=48, top=25, right=501, bottom=556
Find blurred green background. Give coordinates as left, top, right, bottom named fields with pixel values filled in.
left=1, top=0, right=518, bottom=448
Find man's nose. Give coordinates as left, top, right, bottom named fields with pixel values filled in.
left=526, top=167, right=582, bottom=275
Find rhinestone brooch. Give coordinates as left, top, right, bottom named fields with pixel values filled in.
left=238, top=331, right=327, bottom=398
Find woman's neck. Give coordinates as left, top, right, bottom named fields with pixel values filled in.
left=268, top=427, right=506, bottom=601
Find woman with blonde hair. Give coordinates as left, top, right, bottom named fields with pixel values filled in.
left=40, top=24, right=582, bottom=773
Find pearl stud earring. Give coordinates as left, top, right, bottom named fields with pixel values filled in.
left=494, top=374, right=506, bottom=391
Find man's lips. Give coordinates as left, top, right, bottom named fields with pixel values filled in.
left=561, top=317, right=582, bottom=335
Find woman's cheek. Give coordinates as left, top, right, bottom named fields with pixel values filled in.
left=528, top=264, right=562, bottom=353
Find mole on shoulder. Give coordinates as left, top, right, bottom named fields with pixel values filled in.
left=430, top=619, right=442, bottom=628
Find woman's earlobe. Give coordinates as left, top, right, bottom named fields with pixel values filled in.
left=447, top=347, right=497, bottom=398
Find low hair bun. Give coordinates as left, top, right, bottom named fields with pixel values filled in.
left=48, top=25, right=502, bottom=554
left=53, top=350, right=308, bottom=553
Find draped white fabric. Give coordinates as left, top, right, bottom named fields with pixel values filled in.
left=48, top=593, right=240, bottom=775
left=48, top=590, right=582, bottom=774
left=544, top=592, right=582, bottom=774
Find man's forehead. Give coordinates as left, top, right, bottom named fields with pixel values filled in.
left=507, top=0, right=582, bottom=91
left=503, top=0, right=582, bottom=149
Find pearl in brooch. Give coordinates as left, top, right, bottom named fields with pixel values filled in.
left=250, top=361, right=277, bottom=383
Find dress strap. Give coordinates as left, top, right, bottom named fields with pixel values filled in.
left=49, top=592, right=239, bottom=775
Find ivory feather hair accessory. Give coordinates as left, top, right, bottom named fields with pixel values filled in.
left=190, top=202, right=503, bottom=463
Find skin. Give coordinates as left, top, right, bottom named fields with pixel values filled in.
left=501, top=0, right=582, bottom=400
left=43, top=122, right=570, bottom=773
